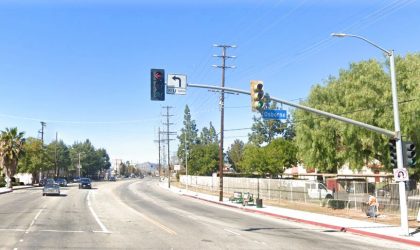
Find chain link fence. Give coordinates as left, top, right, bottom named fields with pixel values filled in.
left=180, top=175, right=420, bottom=219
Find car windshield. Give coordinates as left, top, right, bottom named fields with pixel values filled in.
left=81, top=178, right=90, bottom=182
left=44, top=183, right=58, bottom=188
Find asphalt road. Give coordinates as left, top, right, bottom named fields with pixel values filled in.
left=0, top=177, right=416, bottom=250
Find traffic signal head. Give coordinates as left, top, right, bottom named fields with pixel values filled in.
left=389, top=139, right=397, bottom=168
left=151, top=69, right=165, bottom=101
left=404, top=142, right=416, bottom=167
left=250, top=80, right=264, bottom=112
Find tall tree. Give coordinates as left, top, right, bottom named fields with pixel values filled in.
left=47, top=140, right=71, bottom=177
left=294, top=54, right=420, bottom=173
left=188, top=143, right=219, bottom=176
left=200, top=122, right=218, bottom=145
left=227, top=139, right=245, bottom=171
left=18, top=137, right=50, bottom=184
left=238, top=144, right=267, bottom=175
left=177, top=105, right=199, bottom=165
left=0, top=127, right=25, bottom=189
left=248, top=102, right=287, bottom=146
left=264, top=138, right=298, bottom=175
left=70, top=140, right=99, bottom=178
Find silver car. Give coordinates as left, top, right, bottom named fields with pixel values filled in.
left=43, top=183, right=60, bottom=196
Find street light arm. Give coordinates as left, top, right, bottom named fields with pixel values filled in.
left=331, top=33, right=391, bottom=56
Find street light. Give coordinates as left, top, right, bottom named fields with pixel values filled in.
left=331, top=32, right=409, bottom=236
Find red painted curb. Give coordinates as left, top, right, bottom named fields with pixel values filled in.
left=183, top=194, right=420, bottom=247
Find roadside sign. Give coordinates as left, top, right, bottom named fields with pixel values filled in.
left=393, top=168, right=408, bottom=182
left=167, top=74, right=187, bottom=95
left=262, top=109, right=287, bottom=120
left=174, top=165, right=181, bottom=171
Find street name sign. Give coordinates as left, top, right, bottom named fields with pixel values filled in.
left=262, top=109, right=287, bottom=120
left=167, top=74, right=187, bottom=95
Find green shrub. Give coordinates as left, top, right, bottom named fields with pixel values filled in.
left=0, top=176, right=5, bottom=187
left=328, top=199, right=347, bottom=209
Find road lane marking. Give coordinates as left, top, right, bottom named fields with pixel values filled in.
left=39, top=229, right=84, bottom=233
left=87, top=190, right=110, bottom=233
left=0, top=228, right=26, bottom=232
left=25, top=205, right=46, bottom=233
left=224, top=229, right=241, bottom=236
left=137, top=213, right=177, bottom=235
left=111, top=183, right=177, bottom=235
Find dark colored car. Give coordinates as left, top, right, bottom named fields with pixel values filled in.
left=79, top=178, right=92, bottom=189
left=40, top=178, right=56, bottom=187
left=43, top=183, right=60, bottom=196
left=54, top=178, right=68, bottom=187
left=109, top=176, right=116, bottom=181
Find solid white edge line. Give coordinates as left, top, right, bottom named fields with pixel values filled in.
left=87, top=190, right=110, bottom=233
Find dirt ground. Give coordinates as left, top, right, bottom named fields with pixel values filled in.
left=172, top=181, right=420, bottom=228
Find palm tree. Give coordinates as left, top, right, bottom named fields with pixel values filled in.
left=0, top=127, right=25, bottom=189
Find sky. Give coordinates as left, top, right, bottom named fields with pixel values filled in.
left=0, top=0, right=419, bottom=166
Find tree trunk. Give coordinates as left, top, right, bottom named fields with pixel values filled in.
left=5, top=168, right=12, bottom=189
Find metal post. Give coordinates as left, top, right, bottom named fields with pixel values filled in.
left=390, top=51, right=409, bottom=235
left=158, top=127, right=161, bottom=176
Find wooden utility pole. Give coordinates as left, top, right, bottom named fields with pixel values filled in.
left=213, top=44, right=236, bottom=201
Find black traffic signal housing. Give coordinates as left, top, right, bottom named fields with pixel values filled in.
left=151, top=69, right=165, bottom=101
left=403, top=141, right=416, bottom=167
left=250, top=80, right=264, bottom=112
left=389, top=139, right=397, bottom=168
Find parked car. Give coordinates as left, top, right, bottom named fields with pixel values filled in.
left=43, top=183, right=60, bottom=196
left=109, top=176, right=116, bottom=181
left=39, top=178, right=47, bottom=187
left=73, top=177, right=81, bottom=183
left=54, top=178, right=67, bottom=187
left=79, top=178, right=92, bottom=189
left=40, top=178, right=57, bottom=187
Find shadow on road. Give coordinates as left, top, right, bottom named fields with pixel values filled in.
left=44, top=194, right=68, bottom=197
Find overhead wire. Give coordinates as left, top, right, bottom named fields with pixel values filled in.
left=235, top=0, right=415, bottom=83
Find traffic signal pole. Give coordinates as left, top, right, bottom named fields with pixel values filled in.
left=389, top=51, right=409, bottom=236
left=188, top=82, right=409, bottom=234
left=188, top=83, right=395, bottom=137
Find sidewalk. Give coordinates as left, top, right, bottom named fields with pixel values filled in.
left=0, top=185, right=36, bottom=194
left=159, top=181, right=420, bottom=248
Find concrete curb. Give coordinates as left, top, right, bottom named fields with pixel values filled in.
left=0, top=185, right=36, bottom=195
left=183, top=194, right=420, bottom=248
